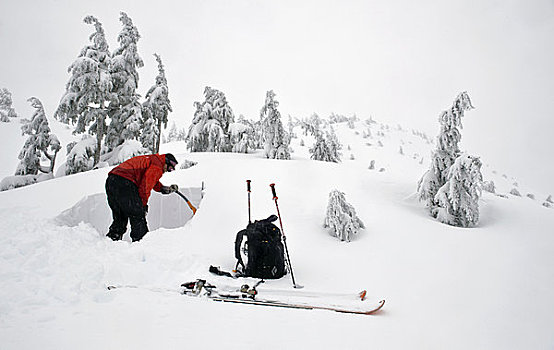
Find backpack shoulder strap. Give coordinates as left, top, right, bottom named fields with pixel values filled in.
left=234, top=229, right=248, bottom=270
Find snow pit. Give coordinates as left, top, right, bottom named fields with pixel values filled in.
left=56, top=187, right=203, bottom=236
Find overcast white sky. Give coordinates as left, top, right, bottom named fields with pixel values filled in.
left=1, top=0, right=553, bottom=194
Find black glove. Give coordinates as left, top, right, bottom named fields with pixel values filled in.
left=161, top=184, right=178, bottom=194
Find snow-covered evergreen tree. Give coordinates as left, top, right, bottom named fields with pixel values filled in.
left=186, top=87, right=234, bottom=152
left=510, top=188, right=521, bottom=197
left=166, top=121, right=179, bottom=143
left=229, top=119, right=254, bottom=153
left=482, top=180, right=495, bottom=193
left=300, top=113, right=323, bottom=136
left=287, top=115, right=297, bottom=139
left=65, top=136, right=97, bottom=175
left=418, top=92, right=474, bottom=212
left=435, top=154, right=483, bottom=227
left=140, top=114, right=158, bottom=153
left=100, top=139, right=148, bottom=166
left=105, top=12, right=144, bottom=152
left=329, top=112, right=349, bottom=124
left=16, top=97, right=61, bottom=175
left=327, top=127, right=342, bottom=157
left=368, top=160, right=375, bottom=170
left=0, top=88, right=18, bottom=122
left=323, top=190, right=365, bottom=242
left=347, top=118, right=356, bottom=129
left=55, top=15, right=113, bottom=168
left=310, top=129, right=342, bottom=163
left=177, top=128, right=187, bottom=141
left=250, top=119, right=264, bottom=150
left=260, top=90, right=290, bottom=159
left=141, top=53, right=172, bottom=153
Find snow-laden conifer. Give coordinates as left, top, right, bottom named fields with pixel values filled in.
left=15, top=98, right=61, bottom=176
left=230, top=115, right=255, bottom=153
left=250, top=119, right=264, bottom=150
left=166, top=122, right=179, bottom=143
left=187, top=87, right=234, bottom=152
left=287, top=116, right=297, bottom=139
left=299, top=113, right=323, bottom=136
left=260, top=90, right=290, bottom=159
left=177, top=127, right=187, bottom=141
left=65, top=136, right=97, bottom=175
left=140, top=114, right=158, bottom=152
left=0, top=88, right=18, bottom=122
left=310, top=128, right=342, bottom=163
left=55, top=15, right=112, bottom=168
left=482, top=180, right=495, bottom=193
left=329, top=112, right=349, bottom=124
left=323, top=190, right=365, bottom=242
left=418, top=92, right=474, bottom=212
left=510, top=188, right=521, bottom=197
left=141, top=54, right=172, bottom=153
left=435, top=154, right=483, bottom=227
left=101, top=139, right=147, bottom=166
left=105, top=12, right=144, bottom=151
left=368, top=160, right=375, bottom=170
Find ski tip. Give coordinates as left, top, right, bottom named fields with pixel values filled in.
left=375, top=299, right=386, bottom=311
left=363, top=299, right=386, bottom=315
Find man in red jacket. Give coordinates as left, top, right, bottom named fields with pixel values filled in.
left=105, top=153, right=179, bottom=242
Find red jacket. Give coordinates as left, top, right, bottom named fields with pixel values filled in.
left=109, top=154, right=166, bottom=206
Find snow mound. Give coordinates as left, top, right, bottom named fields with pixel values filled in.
left=56, top=187, right=203, bottom=238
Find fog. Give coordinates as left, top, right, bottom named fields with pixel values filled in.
left=1, top=0, right=553, bottom=193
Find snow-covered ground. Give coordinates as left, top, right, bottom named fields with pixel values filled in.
left=0, top=119, right=553, bottom=349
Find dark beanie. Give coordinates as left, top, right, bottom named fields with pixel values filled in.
left=165, top=153, right=178, bottom=166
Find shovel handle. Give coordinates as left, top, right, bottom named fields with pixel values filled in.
left=176, top=190, right=197, bottom=215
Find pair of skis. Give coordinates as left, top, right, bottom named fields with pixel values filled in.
left=108, top=281, right=385, bottom=315
left=180, top=279, right=385, bottom=316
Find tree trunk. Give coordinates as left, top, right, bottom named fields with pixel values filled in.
left=155, top=117, right=163, bottom=154
left=94, top=111, right=105, bottom=166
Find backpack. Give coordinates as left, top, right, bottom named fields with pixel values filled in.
left=234, top=215, right=287, bottom=279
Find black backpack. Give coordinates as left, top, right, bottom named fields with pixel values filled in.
left=234, top=215, right=287, bottom=279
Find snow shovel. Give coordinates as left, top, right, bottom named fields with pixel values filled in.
left=175, top=190, right=197, bottom=215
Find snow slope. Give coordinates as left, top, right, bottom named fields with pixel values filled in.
left=0, top=121, right=553, bottom=349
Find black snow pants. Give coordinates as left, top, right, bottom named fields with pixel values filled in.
left=105, top=174, right=148, bottom=242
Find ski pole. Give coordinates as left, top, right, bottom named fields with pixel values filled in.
left=175, top=190, right=197, bottom=215
left=270, top=183, right=301, bottom=289
left=247, top=180, right=252, bottom=224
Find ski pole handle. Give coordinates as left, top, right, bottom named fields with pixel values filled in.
left=270, top=183, right=277, bottom=200
left=247, top=180, right=252, bottom=224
